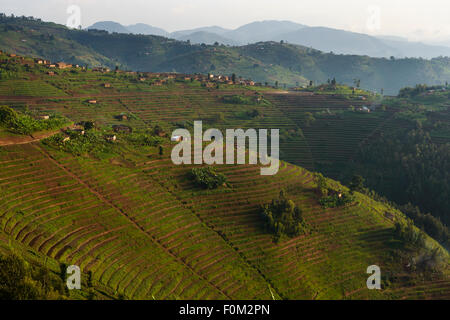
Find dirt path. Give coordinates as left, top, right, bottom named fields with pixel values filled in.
left=0, top=129, right=63, bottom=147
left=0, top=125, right=77, bottom=147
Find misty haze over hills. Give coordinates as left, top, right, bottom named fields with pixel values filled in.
left=88, top=20, right=450, bottom=59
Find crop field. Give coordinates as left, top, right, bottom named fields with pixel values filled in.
left=0, top=58, right=448, bottom=300
left=263, top=93, right=399, bottom=178
left=1, top=141, right=448, bottom=299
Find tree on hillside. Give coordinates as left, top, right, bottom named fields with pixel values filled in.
left=153, top=125, right=163, bottom=136
left=191, top=167, right=227, bottom=189
left=231, top=73, right=236, bottom=83
left=349, top=175, right=365, bottom=193
left=302, top=112, right=316, bottom=127
left=0, top=105, right=18, bottom=124
left=260, top=190, right=306, bottom=242
left=314, top=173, right=329, bottom=197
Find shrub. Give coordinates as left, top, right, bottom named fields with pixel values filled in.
left=260, top=191, right=306, bottom=241
left=126, top=132, right=164, bottom=147
left=222, top=95, right=258, bottom=105
left=302, top=112, right=316, bottom=127
left=0, top=106, right=68, bottom=135
left=247, top=109, right=261, bottom=118
left=314, top=173, right=328, bottom=196
left=0, top=105, right=18, bottom=124
left=190, top=167, right=227, bottom=189
left=319, top=192, right=355, bottom=208
left=349, top=175, right=365, bottom=193
left=394, top=220, right=425, bottom=247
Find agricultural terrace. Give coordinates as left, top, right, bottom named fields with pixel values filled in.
left=0, top=55, right=448, bottom=300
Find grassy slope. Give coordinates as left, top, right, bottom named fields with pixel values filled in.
left=0, top=57, right=448, bottom=300
left=0, top=19, right=113, bottom=68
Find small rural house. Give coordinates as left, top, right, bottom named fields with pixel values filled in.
left=112, top=125, right=132, bottom=133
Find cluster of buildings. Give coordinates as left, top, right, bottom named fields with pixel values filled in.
left=92, top=67, right=111, bottom=73
left=118, top=71, right=258, bottom=87
left=2, top=50, right=259, bottom=88
left=422, top=87, right=448, bottom=96
left=196, top=74, right=257, bottom=86
left=34, top=58, right=83, bottom=70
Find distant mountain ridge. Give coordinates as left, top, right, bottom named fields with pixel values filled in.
left=88, top=20, right=450, bottom=59
left=88, top=21, right=169, bottom=37
left=175, top=31, right=239, bottom=46
left=171, top=26, right=231, bottom=38
left=2, top=15, right=450, bottom=95
left=126, top=23, right=169, bottom=37
left=223, top=20, right=307, bottom=44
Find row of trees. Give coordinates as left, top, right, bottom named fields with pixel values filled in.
left=398, top=84, right=448, bottom=98
left=399, top=203, right=449, bottom=247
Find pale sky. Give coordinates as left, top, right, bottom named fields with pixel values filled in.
left=1, top=0, right=450, bottom=43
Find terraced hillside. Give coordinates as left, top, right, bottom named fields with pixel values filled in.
left=1, top=139, right=448, bottom=299
left=264, top=92, right=394, bottom=177
left=0, top=54, right=448, bottom=300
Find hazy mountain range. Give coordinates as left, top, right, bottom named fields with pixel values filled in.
left=88, top=20, right=450, bottom=59
left=2, top=15, right=449, bottom=95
